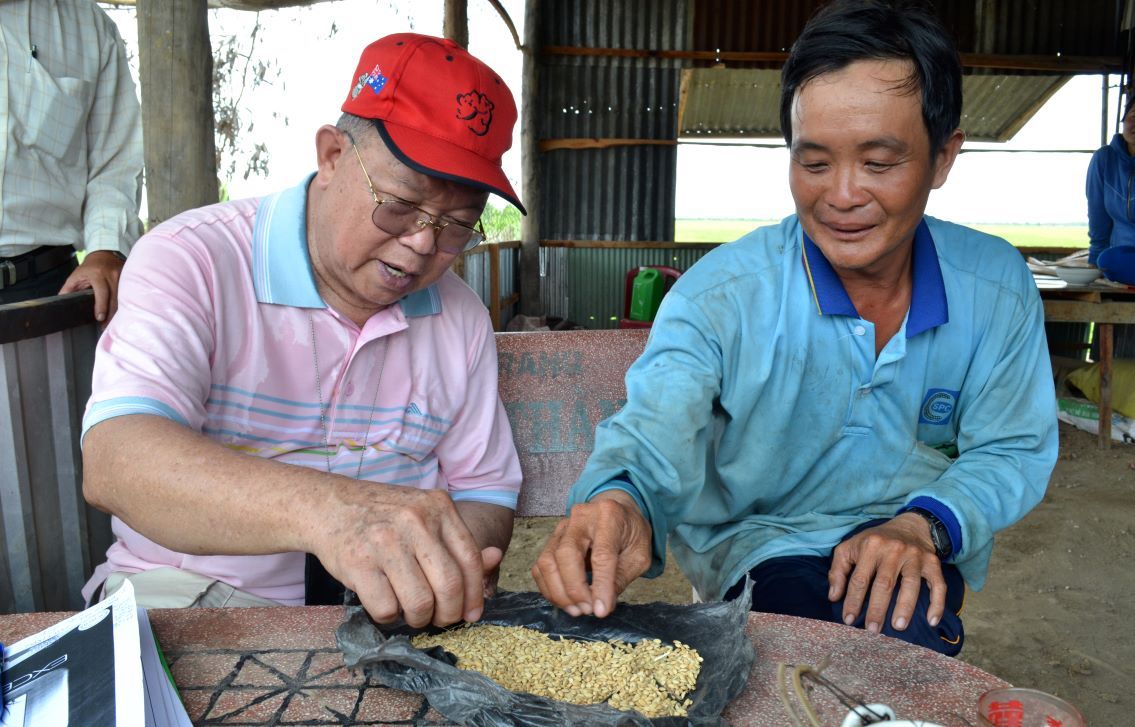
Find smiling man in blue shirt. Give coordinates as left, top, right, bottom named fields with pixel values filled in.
left=532, top=0, right=1058, bottom=656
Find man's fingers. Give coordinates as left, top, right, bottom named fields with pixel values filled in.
left=415, top=550, right=466, bottom=627
left=532, top=494, right=650, bottom=620
left=552, top=523, right=596, bottom=615
left=382, top=551, right=443, bottom=628
left=888, top=565, right=925, bottom=631
left=588, top=521, right=625, bottom=618
left=532, top=526, right=579, bottom=615
left=862, top=553, right=901, bottom=634
left=591, top=520, right=650, bottom=618
left=481, top=546, right=503, bottom=574
left=353, top=569, right=401, bottom=624
left=831, top=540, right=875, bottom=625
left=437, top=524, right=488, bottom=624
left=827, top=542, right=854, bottom=602
left=923, top=562, right=948, bottom=628
left=89, top=277, right=111, bottom=322
left=840, top=563, right=873, bottom=626
left=58, top=277, right=81, bottom=294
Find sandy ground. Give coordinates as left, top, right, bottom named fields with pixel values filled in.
left=497, top=422, right=1133, bottom=725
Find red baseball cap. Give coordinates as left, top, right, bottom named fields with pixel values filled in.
left=342, top=33, right=525, bottom=214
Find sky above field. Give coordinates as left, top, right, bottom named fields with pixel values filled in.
left=105, top=1, right=1113, bottom=227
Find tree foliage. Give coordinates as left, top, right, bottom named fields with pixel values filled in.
left=481, top=204, right=522, bottom=242
left=212, top=13, right=280, bottom=183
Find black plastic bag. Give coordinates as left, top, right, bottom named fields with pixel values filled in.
left=336, top=585, right=755, bottom=727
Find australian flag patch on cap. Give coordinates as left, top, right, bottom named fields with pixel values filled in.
left=352, top=63, right=388, bottom=99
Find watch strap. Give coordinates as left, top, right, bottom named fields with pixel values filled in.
left=909, top=507, right=952, bottom=559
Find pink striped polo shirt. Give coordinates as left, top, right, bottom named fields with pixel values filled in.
left=81, top=176, right=522, bottom=604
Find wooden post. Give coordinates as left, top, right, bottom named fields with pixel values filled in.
left=489, top=245, right=502, bottom=330
left=137, top=0, right=218, bottom=228
left=1099, top=322, right=1113, bottom=448
left=519, top=0, right=541, bottom=316
left=444, top=0, right=469, bottom=48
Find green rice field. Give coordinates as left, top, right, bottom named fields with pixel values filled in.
left=675, top=219, right=1089, bottom=249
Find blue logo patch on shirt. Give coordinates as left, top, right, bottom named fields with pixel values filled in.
left=919, top=388, right=959, bottom=425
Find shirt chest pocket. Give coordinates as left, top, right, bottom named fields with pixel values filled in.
left=377, top=411, right=448, bottom=462
left=12, top=63, right=92, bottom=161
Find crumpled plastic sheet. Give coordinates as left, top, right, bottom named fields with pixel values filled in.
left=336, top=583, right=755, bottom=727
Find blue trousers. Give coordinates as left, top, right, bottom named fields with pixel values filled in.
left=723, top=520, right=965, bottom=656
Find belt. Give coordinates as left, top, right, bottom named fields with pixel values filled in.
left=0, top=246, right=75, bottom=290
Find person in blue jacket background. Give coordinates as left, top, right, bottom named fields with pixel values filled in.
left=1084, top=94, right=1135, bottom=356
left=1086, top=94, right=1135, bottom=267
left=531, top=0, right=1058, bottom=657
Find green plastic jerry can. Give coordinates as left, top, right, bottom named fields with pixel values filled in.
left=629, top=268, right=664, bottom=321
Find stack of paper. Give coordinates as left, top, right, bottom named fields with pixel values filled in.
left=1, top=581, right=191, bottom=727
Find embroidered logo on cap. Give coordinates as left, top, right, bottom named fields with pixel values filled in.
left=455, top=91, right=494, bottom=136
left=352, top=64, right=387, bottom=99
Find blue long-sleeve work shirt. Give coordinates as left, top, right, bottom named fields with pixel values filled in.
left=1086, top=134, right=1135, bottom=265
left=569, top=216, right=1058, bottom=600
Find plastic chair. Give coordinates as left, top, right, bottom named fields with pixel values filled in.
left=618, top=265, right=682, bottom=329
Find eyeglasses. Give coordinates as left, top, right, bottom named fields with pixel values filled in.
left=349, top=143, right=486, bottom=255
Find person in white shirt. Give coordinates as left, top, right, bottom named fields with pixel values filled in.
left=0, top=0, right=143, bottom=322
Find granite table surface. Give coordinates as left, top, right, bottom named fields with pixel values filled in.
left=0, top=605, right=1007, bottom=726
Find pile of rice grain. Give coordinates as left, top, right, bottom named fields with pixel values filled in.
left=411, top=624, right=703, bottom=718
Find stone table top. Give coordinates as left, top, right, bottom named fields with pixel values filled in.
left=0, top=605, right=1007, bottom=725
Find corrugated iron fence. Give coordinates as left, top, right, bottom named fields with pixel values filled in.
left=538, top=0, right=687, bottom=243
left=541, top=242, right=718, bottom=327
left=1, top=293, right=111, bottom=613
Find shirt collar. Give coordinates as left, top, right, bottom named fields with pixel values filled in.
left=800, top=218, right=948, bottom=337
left=251, top=174, right=441, bottom=317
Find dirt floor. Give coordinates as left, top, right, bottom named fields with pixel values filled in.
left=497, top=421, right=1134, bottom=725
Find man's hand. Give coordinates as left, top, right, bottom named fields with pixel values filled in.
left=59, top=250, right=124, bottom=323
left=531, top=490, right=652, bottom=618
left=828, top=513, right=947, bottom=634
left=311, top=484, right=495, bottom=628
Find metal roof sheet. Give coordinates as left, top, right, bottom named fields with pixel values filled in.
left=679, top=68, right=1071, bottom=142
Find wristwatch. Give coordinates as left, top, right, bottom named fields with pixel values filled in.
left=909, top=508, right=952, bottom=559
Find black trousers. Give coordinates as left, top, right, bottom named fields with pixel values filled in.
left=0, top=250, right=77, bottom=304
left=724, top=519, right=966, bottom=656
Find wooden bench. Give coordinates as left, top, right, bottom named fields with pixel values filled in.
left=496, top=329, right=648, bottom=517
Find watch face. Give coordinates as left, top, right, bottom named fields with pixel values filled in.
left=912, top=508, right=950, bottom=558
left=930, top=521, right=951, bottom=558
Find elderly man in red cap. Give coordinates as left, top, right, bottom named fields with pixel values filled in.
left=80, top=34, right=525, bottom=629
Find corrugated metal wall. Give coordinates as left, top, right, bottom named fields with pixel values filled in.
left=461, top=244, right=519, bottom=330
left=541, top=246, right=570, bottom=321
left=681, top=1, right=1123, bottom=140
left=537, top=0, right=689, bottom=246
left=954, top=0, right=1122, bottom=56
left=691, top=0, right=1122, bottom=59
left=692, top=0, right=819, bottom=63
left=553, top=244, right=719, bottom=328
left=1, top=320, right=111, bottom=613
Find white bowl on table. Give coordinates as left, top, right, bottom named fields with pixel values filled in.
left=1051, top=266, right=1101, bottom=285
